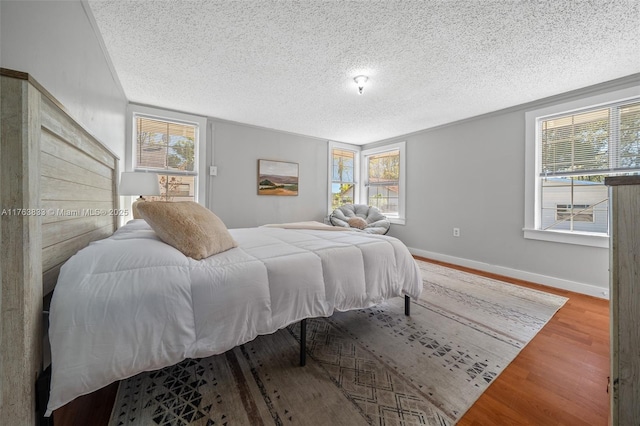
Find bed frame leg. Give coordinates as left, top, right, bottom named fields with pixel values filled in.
left=405, top=295, right=410, bottom=316
left=299, top=319, right=307, bottom=366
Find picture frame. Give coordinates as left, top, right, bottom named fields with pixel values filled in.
left=257, top=159, right=299, bottom=196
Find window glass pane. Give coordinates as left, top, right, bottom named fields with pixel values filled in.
left=541, top=176, right=608, bottom=233
left=136, top=117, right=196, bottom=172
left=366, top=149, right=400, bottom=215
left=368, top=184, right=399, bottom=214
left=332, top=149, right=355, bottom=183
left=145, top=175, right=196, bottom=202
left=167, top=145, right=195, bottom=171
left=330, top=147, right=358, bottom=211
left=556, top=204, right=593, bottom=222
left=368, top=149, right=399, bottom=183
left=331, top=183, right=355, bottom=210
left=332, top=164, right=354, bottom=182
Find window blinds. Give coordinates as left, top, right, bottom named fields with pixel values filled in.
left=540, top=100, right=640, bottom=177
left=136, top=116, right=197, bottom=173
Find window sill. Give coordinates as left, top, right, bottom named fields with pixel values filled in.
left=388, top=217, right=405, bottom=225
left=523, top=228, right=608, bottom=248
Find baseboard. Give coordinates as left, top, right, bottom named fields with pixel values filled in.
left=408, top=247, right=609, bottom=300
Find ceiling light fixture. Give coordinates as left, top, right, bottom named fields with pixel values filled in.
left=354, top=75, right=368, bottom=95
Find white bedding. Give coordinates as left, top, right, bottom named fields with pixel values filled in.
left=46, top=219, right=422, bottom=415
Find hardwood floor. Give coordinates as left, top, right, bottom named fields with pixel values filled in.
left=421, top=258, right=611, bottom=426
left=54, top=257, right=610, bottom=425
left=53, top=382, right=118, bottom=426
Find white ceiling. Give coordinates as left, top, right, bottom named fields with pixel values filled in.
left=87, top=0, right=640, bottom=145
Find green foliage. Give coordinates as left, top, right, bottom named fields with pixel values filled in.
left=167, top=137, right=195, bottom=171
left=137, top=129, right=195, bottom=172
left=331, top=184, right=354, bottom=210
left=368, top=152, right=399, bottom=181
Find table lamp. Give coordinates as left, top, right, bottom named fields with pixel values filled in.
left=119, top=172, right=161, bottom=219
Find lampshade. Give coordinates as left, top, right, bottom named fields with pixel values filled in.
left=119, top=172, right=161, bottom=196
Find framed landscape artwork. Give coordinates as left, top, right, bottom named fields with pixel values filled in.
left=257, top=159, right=299, bottom=196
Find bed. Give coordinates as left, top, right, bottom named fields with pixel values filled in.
left=0, top=69, right=422, bottom=419
left=45, top=219, right=422, bottom=415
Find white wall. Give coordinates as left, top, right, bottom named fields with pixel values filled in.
left=209, top=121, right=328, bottom=228
left=367, top=75, right=640, bottom=298
left=0, top=0, right=127, bottom=163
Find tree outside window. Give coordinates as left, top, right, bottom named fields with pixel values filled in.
left=366, top=149, right=400, bottom=215
left=331, top=148, right=357, bottom=210
left=135, top=115, right=198, bottom=202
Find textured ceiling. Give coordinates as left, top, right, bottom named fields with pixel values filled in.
left=87, top=0, right=640, bottom=144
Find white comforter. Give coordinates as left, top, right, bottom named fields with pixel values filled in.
left=46, top=220, right=422, bottom=415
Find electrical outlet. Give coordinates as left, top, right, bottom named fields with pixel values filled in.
left=453, top=228, right=460, bottom=237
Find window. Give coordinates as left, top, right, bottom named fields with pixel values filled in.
left=329, top=142, right=360, bottom=211
left=135, top=116, right=196, bottom=172
left=134, top=115, right=198, bottom=201
left=525, top=87, right=640, bottom=247
left=129, top=105, right=207, bottom=204
left=328, top=141, right=406, bottom=224
left=361, top=142, right=406, bottom=224
left=365, top=150, right=400, bottom=213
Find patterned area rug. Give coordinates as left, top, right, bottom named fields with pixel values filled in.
left=109, top=260, right=567, bottom=425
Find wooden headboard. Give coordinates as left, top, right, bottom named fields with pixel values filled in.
left=1, top=69, right=119, bottom=294
left=0, top=68, right=119, bottom=423
left=39, top=87, right=119, bottom=294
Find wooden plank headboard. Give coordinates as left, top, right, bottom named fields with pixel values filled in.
left=0, top=68, right=119, bottom=424
left=39, top=93, right=119, bottom=294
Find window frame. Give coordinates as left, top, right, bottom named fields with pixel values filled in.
left=327, top=141, right=406, bottom=225
left=361, top=141, right=406, bottom=225
left=127, top=104, right=208, bottom=204
left=524, top=86, right=640, bottom=248
left=327, top=141, right=361, bottom=213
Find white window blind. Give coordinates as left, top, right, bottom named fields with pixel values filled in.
left=537, top=98, right=640, bottom=235
left=135, top=115, right=197, bottom=174
left=133, top=114, right=200, bottom=202
left=540, top=100, right=640, bottom=177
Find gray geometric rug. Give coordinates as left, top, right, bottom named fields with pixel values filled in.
left=109, top=260, right=567, bottom=425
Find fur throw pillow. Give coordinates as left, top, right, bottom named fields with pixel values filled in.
left=347, top=216, right=368, bottom=230
left=137, top=201, right=237, bottom=260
